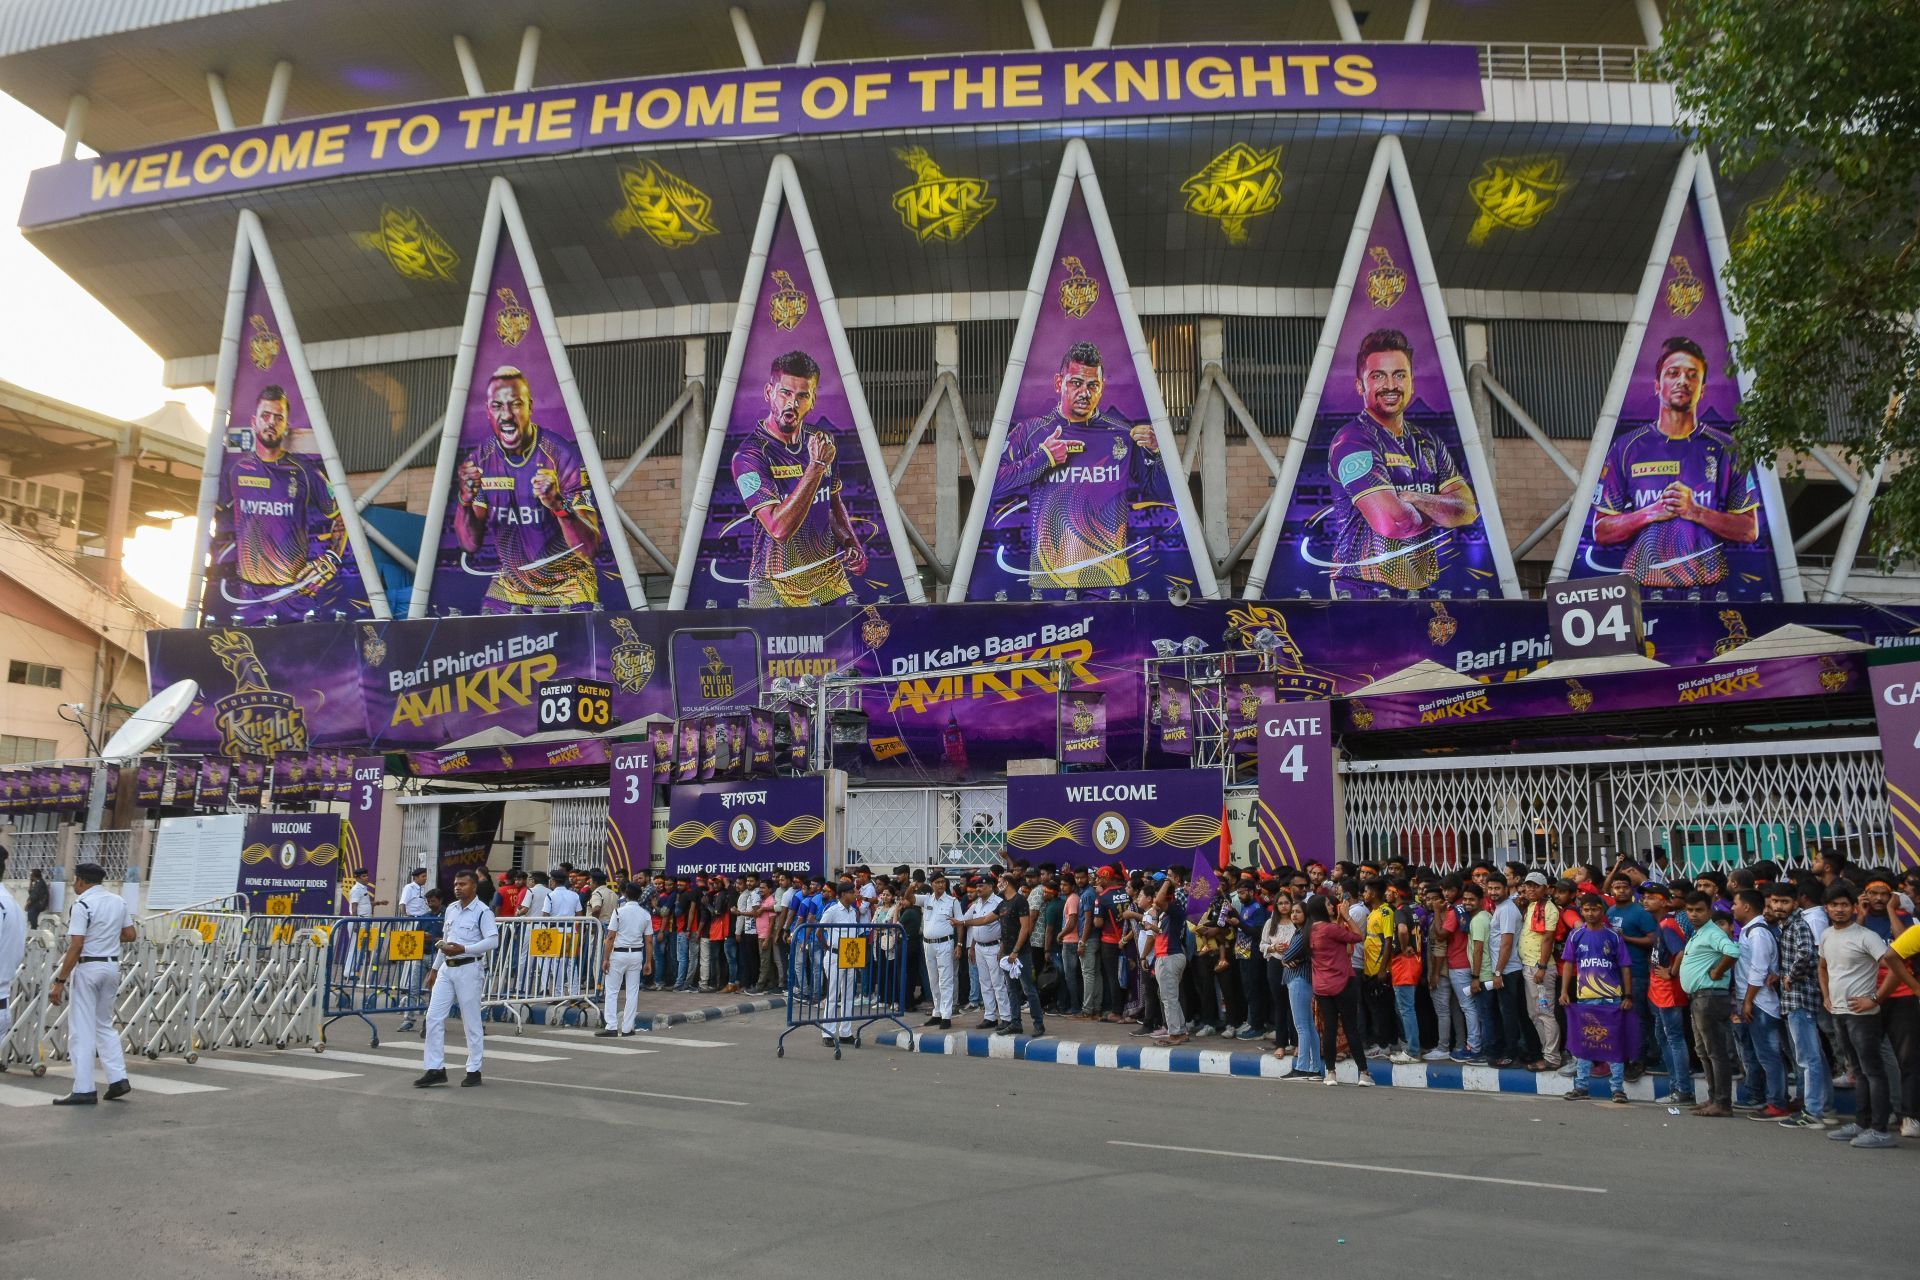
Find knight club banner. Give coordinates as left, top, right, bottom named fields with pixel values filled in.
left=1251, top=138, right=1513, bottom=602
left=954, top=142, right=1212, bottom=604
left=1556, top=155, right=1786, bottom=601
left=237, top=812, right=342, bottom=915
left=664, top=777, right=828, bottom=879
left=1256, top=702, right=1337, bottom=872
left=605, top=742, right=655, bottom=881
left=193, top=223, right=380, bottom=625
left=412, top=179, right=640, bottom=617
left=675, top=158, right=919, bottom=610
left=1005, top=768, right=1223, bottom=874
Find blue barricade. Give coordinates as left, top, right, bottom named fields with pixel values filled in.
left=778, top=922, right=910, bottom=1059
left=322, top=916, right=435, bottom=1046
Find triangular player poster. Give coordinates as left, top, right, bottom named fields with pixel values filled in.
left=187, top=215, right=385, bottom=625
left=409, top=178, right=641, bottom=616
left=1552, top=151, right=1795, bottom=601
left=951, top=140, right=1214, bottom=603
left=1245, top=136, right=1516, bottom=601
left=672, top=155, right=922, bottom=609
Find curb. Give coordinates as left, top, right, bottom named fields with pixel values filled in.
left=635, top=997, right=784, bottom=1031
left=875, top=1030, right=1795, bottom=1104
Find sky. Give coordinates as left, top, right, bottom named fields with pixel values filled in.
left=0, top=92, right=213, bottom=607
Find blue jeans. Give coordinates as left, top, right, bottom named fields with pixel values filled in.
left=673, top=934, right=693, bottom=989
left=1572, top=999, right=1626, bottom=1093
left=723, top=938, right=739, bottom=986
left=1784, top=1007, right=1832, bottom=1119
left=1735, top=1007, right=1788, bottom=1108
left=1653, top=1004, right=1694, bottom=1099
left=1469, top=983, right=1494, bottom=1058
left=1059, top=945, right=1084, bottom=1014
left=1450, top=969, right=1483, bottom=1055
left=1285, top=970, right=1322, bottom=1074
left=1393, top=983, right=1421, bottom=1057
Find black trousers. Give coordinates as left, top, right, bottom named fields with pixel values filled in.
left=1266, top=957, right=1295, bottom=1047
left=1316, top=983, right=1367, bottom=1071
left=1098, top=941, right=1123, bottom=1015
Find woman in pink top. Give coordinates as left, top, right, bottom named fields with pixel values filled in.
left=1305, top=895, right=1372, bottom=1086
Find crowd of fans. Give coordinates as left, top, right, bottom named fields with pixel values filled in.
left=476, top=849, right=1920, bottom=1149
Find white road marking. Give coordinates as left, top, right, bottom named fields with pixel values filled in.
left=47, top=1066, right=226, bottom=1096
left=179, top=1057, right=361, bottom=1082
left=1106, top=1141, right=1608, bottom=1194
left=491, top=1035, right=656, bottom=1056
left=335, top=1044, right=567, bottom=1064
left=542, top=1028, right=733, bottom=1049
left=0, top=1081, right=55, bottom=1106
left=486, top=1076, right=745, bottom=1106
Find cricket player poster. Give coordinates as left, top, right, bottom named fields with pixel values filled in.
left=1557, top=183, right=1785, bottom=600
left=674, top=157, right=920, bottom=609
left=953, top=142, right=1211, bottom=603
left=195, top=233, right=380, bottom=625
left=1253, top=160, right=1511, bottom=601
left=412, top=180, right=640, bottom=617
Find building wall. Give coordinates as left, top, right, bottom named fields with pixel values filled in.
left=0, top=576, right=149, bottom=762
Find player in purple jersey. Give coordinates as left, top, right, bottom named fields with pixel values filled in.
left=995, top=341, right=1160, bottom=590
left=453, top=366, right=602, bottom=612
left=730, top=350, right=867, bottom=607
left=1592, top=335, right=1758, bottom=589
left=218, top=384, right=347, bottom=599
left=1324, top=329, right=1479, bottom=597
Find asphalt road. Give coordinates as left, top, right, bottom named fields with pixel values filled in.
left=0, top=1009, right=1907, bottom=1280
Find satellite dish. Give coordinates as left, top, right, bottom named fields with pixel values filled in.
left=100, top=680, right=199, bottom=763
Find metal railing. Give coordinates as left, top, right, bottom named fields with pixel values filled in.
left=7, top=829, right=60, bottom=875
left=1479, top=43, right=1661, bottom=85
left=78, top=828, right=132, bottom=879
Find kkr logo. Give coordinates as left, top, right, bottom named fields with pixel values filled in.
left=353, top=204, right=461, bottom=283
left=892, top=147, right=996, bottom=243
left=494, top=288, right=531, bottom=347
left=1666, top=255, right=1705, bottom=317
left=1365, top=246, right=1406, bottom=310
left=1180, top=143, right=1283, bottom=245
left=247, top=315, right=281, bottom=371
left=608, top=159, right=719, bottom=248
left=768, top=269, right=809, bottom=331
left=701, top=645, right=736, bottom=700
left=1467, top=155, right=1573, bottom=246
left=208, top=629, right=309, bottom=758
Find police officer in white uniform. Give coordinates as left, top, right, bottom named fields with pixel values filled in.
left=415, top=869, right=498, bottom=1089
left=48, top=862, right=135, bottom=1104
left=912, top=873, right=963, bottom=1029
left=0, top=846, right=24, bottom=1046
left=817, top=880, right=863, bottom=1044
left=395, top=866, right=431, bottom=1031
left=956, top=877, right=1008, bottom=1030
left=597, top=880, right=655, bottom=1038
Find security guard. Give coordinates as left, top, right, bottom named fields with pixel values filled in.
left=0, top=846, right=23, bottom=1046
left=817, top=879, right=864, bottom=1044
left=415, top=869, right=498, bottom=1088
left=47, top=861, right=135, bottom=1104
left=956, top=876, right=1008, bottom=1030
left=598, top=880, right=655, bottom=1038
left=912, top=873, right=963, bottom=1029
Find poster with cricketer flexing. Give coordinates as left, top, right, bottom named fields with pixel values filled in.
left=413, top=181, right=639, bottom=616
left=196, top=248, right=378, bottom=624
left=674, top=161, right=919, bottom=610
left=1255, top=170, right=1510, bottom=601
left=1559, top=191, right=1784, bottom=600
left=954, top=149, right=1209, bottom=603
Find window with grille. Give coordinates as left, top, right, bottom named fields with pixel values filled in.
left=7, top=662, right=62, bottom=689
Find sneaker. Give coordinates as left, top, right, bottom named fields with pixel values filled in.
left=51, top=1091, right=98, bottom=1106
left=1129, top=1025, right=1157, bottom=1037
left=1389, top=1051, right=1419, bottom=1066
left=995, top=1023, right=1023, bottom=1036
left=1282, top=1069, right=1320, bottom=1080
left=1324, top=1073, right=1339, bottom=1086
left=1355, top=1071, right=1374, bottom=1087
left=1778, top=1112, right=1824, bottom=1129
left=1831, top=1071, right=1855, bottom=1089
left=412, top=1069, right=447, bottom=1089
left=1562, top=1088, right=1592, bottom=1102
left=1850, top=1129, right=1900, bottom=1149
left=1236, top=1026, right=1263, bottom=1040
left=1610, top=1091, right=1630, bottom=1105
left=1751, top=1104, right=1795, bottom=1121
left=460, top=1071, right=482, bottom=1088
left=1422, top=1048, right=1451, bottom=1062
left=1828, top=1123, right=1862, bottom=1141
left=1904, top=1118, right=1920, bottom=1139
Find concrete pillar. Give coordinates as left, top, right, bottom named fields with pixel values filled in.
left=1328, top=0, right=1362, bottom=42
left=729, top=7, right=765, bottom=67
left=796, top=0, right=827, bottom=65
left=1021, top=0, right=1053, bottom=50
left=1091, top=0, right=1122, bottom=48
left=1403, top=0, right=1431, bottom=41
left=933, top=324, right=963, bottom=569
left=1197, top=319, right=1229, bottom=561
left=261, top=59, right=294, bottom=125
left=1634, top=0, right=1663, bottom=46
left=452, top=34, right=486, bottom=95
left=103, top=444, right=135, bottom=599
left=1463, top=323, right=1496, bottom=486
left=60, top=94, right=88, bottom=162
left=680, top=338, right=708, bottom=527
left=513, top=26, right=541, bottom=91
left=206, top=71, right=236, bottom=130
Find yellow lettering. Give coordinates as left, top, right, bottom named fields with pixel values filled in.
left=191, top=144, right=228, bottom=185
left=130, top=152, right=167, bottom=194
left=314, top=124, right=350, bottom=166
left=1186, top=56, right=1234, bottom=99
left=802, top=75, right=848, bottom=119
left=591, top=91, right=633, bottom=135
left=1291, top=54, right=1329, bottom=95
left=398, top=115, right=439, bottom=156
left=492, top=102, right=536, bottom=146
left=457, top=106, right=491, bottom=148
left=686, top=82, right=737, bottom=128
left=365, top=117, right=402, bottom=160
left=162, top=150, right=192, bottom=189
left=852, top=72, right=890, bottom=115
left=90, top=156, right=139, bottom=200
left=1164, top=57, right=1181, bottom=100
left=741, top=80, right=780, bottom=123
left=230, top=137, right=268, bottom=178
left=1114, top=59, right=1158, bottom=102
left=636, top=87, right=681, bottom=129
left=1065, top=61, right=1110, bottom=104
left=1334, top=54, right=1377, bottom=96
left=268, top=130, right=314, bottom=173
left=909, top=68, right=949, bottom=112
left=1241, top=55, right=1287, bottom=96
left=536, top=97, right=575, bottom=141
left=1001, top=64, right=1041, bottom=107
left=953, top=66, right=994, bottom=109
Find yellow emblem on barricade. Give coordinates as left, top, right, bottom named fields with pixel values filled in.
left=837, top=936, right=868, bottom=969
left=529, top=927, right=567, bottom=958
left=388, top=930, right=427, bottom=962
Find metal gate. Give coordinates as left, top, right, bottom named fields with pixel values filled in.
left=1340, top=736, right=1889, bottom=875
left=549, top=796, right=609, bottom=871
left=845, top=785, right=1009, bottom=868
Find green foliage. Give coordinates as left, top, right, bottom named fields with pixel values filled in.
left=1658, top=0, right=1920, bottom=556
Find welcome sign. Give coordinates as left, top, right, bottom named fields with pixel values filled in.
left=1005, top=768, right=1222, bottom=871
left=664, top=777, right=828, bottom=878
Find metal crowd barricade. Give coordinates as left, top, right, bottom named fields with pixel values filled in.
left=198, top=913, right=330, bottom=1051
left=2, top=928, right=59, bottom=1075
left=322, top=915, right=435, bottom=1047
left=483, top=917, right=606, bottom=1030
left=778, top=922, right=910, bottom=1059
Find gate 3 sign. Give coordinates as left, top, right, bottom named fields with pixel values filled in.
left=664, top=777, right=827, bottom=878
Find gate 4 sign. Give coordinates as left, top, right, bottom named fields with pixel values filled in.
left=837, top=935, right=868, bottom=969
left=387, top=930, right=427, bottom=962
left=1255, top=703, right=1336, bottom=871
left=1546, top=574, right=1643, bottom=661
left=538, top=678, right=613, bottom=731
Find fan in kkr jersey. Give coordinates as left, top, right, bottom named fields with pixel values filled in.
left=1325, top=329, right=1479, bottom=597
left=453, top=366, right=602, bottom=612
left=1592, top=336, right=1758, bottom=589
left=219, top=384, right=348, bottom=599
left=996, top=341, right=1159, bottom=589
left=730, top=350, right=868, bottom=607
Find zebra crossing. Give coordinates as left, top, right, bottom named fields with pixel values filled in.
left=0, top=1024, right=734, bottom=1107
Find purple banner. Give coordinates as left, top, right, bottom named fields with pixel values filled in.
left=199, top=263, right=373, bottom=626
left=149, top=622, right=366, bottom=755
left=664, top=777, right=827, bottom=879
left=1228, top=672, right=1278, bottom=754
left=435, top=801, right=503, bottom=899
left=136, top=763, right=164, bottom=807
left=1154, top=677, right=1194, bottom=756
left=675, top=719, right=700, bottom=784
left=342, top=755, right=384, bottom=883
left=238, top=813, right=342, bottom=915
left=1256, top=703, right=1336, bottom=872
left=606, top=742, right=655, bottom=882
left=420, top=223, right=630, bottom=615
left=1566, top=200, right=1782, bottom=600
left=24, top=46, right=1483, bottom=228
left=195, top=757, right=232, bottom=810
left=1871, top=662, right=1920, bottom=870
left=1265, top=185, right=1500, bottom=600
left=234, top=759, right=266, bottom=807
left=748, top=708, right=777, bottom=775
left=1566, top=1000, right=1641, bottom=1064
left=407, top=737, right=610, bottom=777
left=963, top=184, right=1201, bottom=602
left=649, top=722, right=677, bottom=784
left=689, top=205, right=907, bottom=607
left=1006, top=769, right=1223, bottom=875
left=1060, top=689, right=1108, bottom=765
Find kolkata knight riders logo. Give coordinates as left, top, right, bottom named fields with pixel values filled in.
left=1566, top=679, right=1594, bottom=713
left=607, top=158, right=719, bottom=248
left=247, top=314, right=281, bottom=371
left=494, top=288, right=532, bottom=347
left=860, top=605, right=891, bottom=650
left=1712, top=609, right=1751, bottom=657
left=1071, top=701, right=1097, bottom=736
left=1466, top=155, right=1573, bottom=247
left=208, top=630, right=309, bottom=759
left=1350, top=702, right=1375, bottom=730
left=891, top=147, right=997, bottom=243
left=1428, top=601, right=1458, bottom=646
left=608, top=616, right=656, bottom=693
left=353, top=204, right=461, bottom=283
left=700, top=646, right=736, bottom=700
left=1180, top=143, right=1283, bottom=245
left=1818, top=655, right=1849, bottom=693
left=1365, top=246, right=1407, bottom=310
left=1235, top=681, right=1266, bottom=722
left=359, top=623, right=387, bottom=667
left=1666, top=255, right=1705, bottom=317
left=1057, top=256, right=1100, bottom=318
left=768, top=269, right=808, bottom=331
